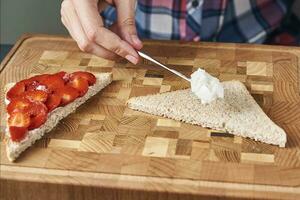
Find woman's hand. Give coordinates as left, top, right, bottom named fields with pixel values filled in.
left=61, top=0, right=142, bottom=64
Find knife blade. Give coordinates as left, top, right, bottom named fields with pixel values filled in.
left=138, top=51, right=191, bottom=82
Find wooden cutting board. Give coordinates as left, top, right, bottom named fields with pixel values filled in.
left=1, top=34, right=300, bottom=200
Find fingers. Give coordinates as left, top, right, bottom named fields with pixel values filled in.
left=114, top=0, right=143, bottom=50
left=97, top=1, right=111, bottom=12
left=61, top=0, right=118, bottom=60
left=71, top=0, right=139, bottom=64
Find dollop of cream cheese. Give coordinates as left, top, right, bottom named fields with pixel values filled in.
left=191, top=68, right=224, bottom=104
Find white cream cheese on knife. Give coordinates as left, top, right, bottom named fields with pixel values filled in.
left=190, top=68, right=224, bottom=104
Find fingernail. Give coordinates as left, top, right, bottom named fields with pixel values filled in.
left=125, top=55, right=138, bottom=65
left=131, top=35, right=142, bottom=46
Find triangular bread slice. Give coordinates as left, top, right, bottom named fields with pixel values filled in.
left=127, top=81, right=286, bottom=147
left=5, top=73, right=112, bottom=161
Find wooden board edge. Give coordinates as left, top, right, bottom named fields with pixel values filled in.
left=0, top=178, right=256, bottom=200
left=142, top=39, right=300, bottom=51
left=1, top=165, right=300, bottom=200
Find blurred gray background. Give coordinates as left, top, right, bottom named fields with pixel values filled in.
left=0, top=0, right=67, bottom=60
left=1, top=0, right=67, bottom=44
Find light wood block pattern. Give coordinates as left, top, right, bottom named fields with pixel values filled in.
left=251, top=81, right=274, bottom=93
left=241, top=153, right=275, bottom=164
left=142, top=137, right=169, bottom=157
left=159, top=84, right=171, bottom=93
left=88, top=55, right=115, bottom=67
left=156, top=118, right=181, bottom=127
left=142, top=77, right=163, bottom=86
left=246, top=61, right=273, bottom=76
left=1, top=35, right=300, bottom=200
left=48, top=139, right=81, bottom=149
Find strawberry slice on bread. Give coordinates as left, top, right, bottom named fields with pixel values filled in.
left=4, top=71, right=112, bottom=161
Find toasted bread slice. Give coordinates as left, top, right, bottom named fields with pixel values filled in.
left=127, top=81, right=286, bottom=147
left=5, top=73, right=112, bottom=161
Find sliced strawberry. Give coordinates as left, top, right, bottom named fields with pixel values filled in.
left=7, top=98, right=31, bottom=114
left=27, top=102, right=48, bottom=130
left=28, top=113, right=47, bottom=130
left=40, top=75, right=65, bottom=91
left=54, top=71, right=67, bottom=79
left=8, top=112, right=31, bottom=128
left=55, top=71, right=70, bottom=83
left=67, top=76, right=88, bottom=96
left=54, top=71, right=66, bottom=77
left=21, top=76, right=49, bottom=92
left=9, top=126, right=28, bottom=142
left=59, top=86, right=79, bottom=106
left=24, top=80, right=40, bottom=91
left=45, top=92, right=62, bottom=111
left=6, top=82, right=26, bottom=101
left=22, top=90, right=48, bottom=103
left=27, top=101, right=48, bottom=116
left=70, top=71, right=96, bottom=85
left=28, top=74, right=50, bottom=82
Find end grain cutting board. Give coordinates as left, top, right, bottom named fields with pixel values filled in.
left=1, top=34, right=300, bottom=200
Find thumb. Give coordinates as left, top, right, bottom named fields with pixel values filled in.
left=115, top=0, right=143, bottom=50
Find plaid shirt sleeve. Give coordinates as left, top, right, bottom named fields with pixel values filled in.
left=266, top=0, right=300, bottom=45
left=101, top=0, right=299, bottom=45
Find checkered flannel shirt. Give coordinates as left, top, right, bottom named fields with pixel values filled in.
left=101, top=0, right=300, bottom=45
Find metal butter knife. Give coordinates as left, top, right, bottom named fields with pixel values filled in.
left=138, top=51, right=191, bottom=82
